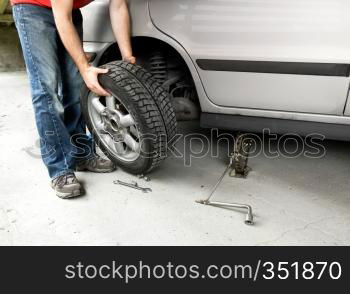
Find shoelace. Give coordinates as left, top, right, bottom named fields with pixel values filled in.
left=54, top=174, right=76, bottom=186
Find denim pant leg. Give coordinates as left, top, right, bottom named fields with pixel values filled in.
left=58, top=10, right=95, bottom=163
left=13, top=5, right=75, bottom=179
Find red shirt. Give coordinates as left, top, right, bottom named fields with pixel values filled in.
left=11, top=0, right=92, bottom=9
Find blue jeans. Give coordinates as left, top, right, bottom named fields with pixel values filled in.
left=13, top=4, right=94, bottom=179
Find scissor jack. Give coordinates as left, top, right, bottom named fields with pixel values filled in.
left=196, top=134, right=254, bottom=225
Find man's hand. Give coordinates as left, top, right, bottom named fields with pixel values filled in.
left=80, top=66, right=110, bottom=96
left=123, top=55, right=136, bottom=64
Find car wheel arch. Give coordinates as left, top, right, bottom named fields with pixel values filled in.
left=95, top=36, right=205, bottom=112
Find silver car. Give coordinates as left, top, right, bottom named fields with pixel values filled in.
left=81, top=0, right=350, bottom=173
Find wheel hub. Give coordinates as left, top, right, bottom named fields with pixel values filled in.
left=101, top=108, right=125, bottom=141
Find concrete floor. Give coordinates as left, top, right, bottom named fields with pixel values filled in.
left=1, top=71, right=350, bottom=246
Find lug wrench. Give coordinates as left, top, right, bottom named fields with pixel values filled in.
left=114, top=180, right=152, bottom=193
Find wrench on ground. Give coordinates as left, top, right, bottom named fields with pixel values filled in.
left=114, top=180, right=152, bottom=193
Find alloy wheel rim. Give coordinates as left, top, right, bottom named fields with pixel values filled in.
left=87, top=93, right=141, bottom=162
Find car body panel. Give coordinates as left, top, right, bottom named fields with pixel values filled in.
left=148, top=0, right=350, bottom=115
left=196, top=71, right=348, bottom=114
left=82, top=0, right=114, bottom=43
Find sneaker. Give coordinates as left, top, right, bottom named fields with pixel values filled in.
left=51, top=173, right=82, bottom=199
left=76, top=156, right=116, bottom=173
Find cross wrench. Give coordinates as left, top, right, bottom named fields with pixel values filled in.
left=196, top=150, right=254, bottom=225
left=114, top=180, right=152, bottom=193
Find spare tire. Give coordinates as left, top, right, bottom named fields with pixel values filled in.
left=81, top=61, right=177, bottom=174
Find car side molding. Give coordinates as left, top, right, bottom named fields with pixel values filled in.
left=196, top=59, right=350, bottom=77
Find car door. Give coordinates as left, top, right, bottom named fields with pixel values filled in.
left=149, top=0, right=350, bottom=115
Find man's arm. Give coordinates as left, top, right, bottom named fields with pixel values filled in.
left=51, top=0, right=109, bottom=96
left=109, top=0, right=135, bottom=64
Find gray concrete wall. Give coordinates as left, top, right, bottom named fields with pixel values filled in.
left=0, top=25, right=25, bottom=72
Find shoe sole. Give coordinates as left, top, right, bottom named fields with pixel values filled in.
left=56, top=189, right=82, bottom=199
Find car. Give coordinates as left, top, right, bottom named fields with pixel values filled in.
left=81, top=0, right=350, bottom=174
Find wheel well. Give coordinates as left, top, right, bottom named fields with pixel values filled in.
left=98, top=37, right=184, bottom=67
left=98, top=37, right=200, bottom=121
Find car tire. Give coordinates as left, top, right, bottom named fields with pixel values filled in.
left=81, top=61, right=177, bottom=174
left=114, top=62, right=178, bottom=144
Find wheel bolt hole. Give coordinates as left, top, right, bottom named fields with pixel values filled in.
left=110, top=119, right=120, bottom=132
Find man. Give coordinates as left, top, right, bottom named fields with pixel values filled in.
left=11, top=0, right=135, bottom=198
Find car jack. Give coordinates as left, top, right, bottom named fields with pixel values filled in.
left=229, top=133, right=252, bottom=178
left=196, top=134, right=254, bottom=225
